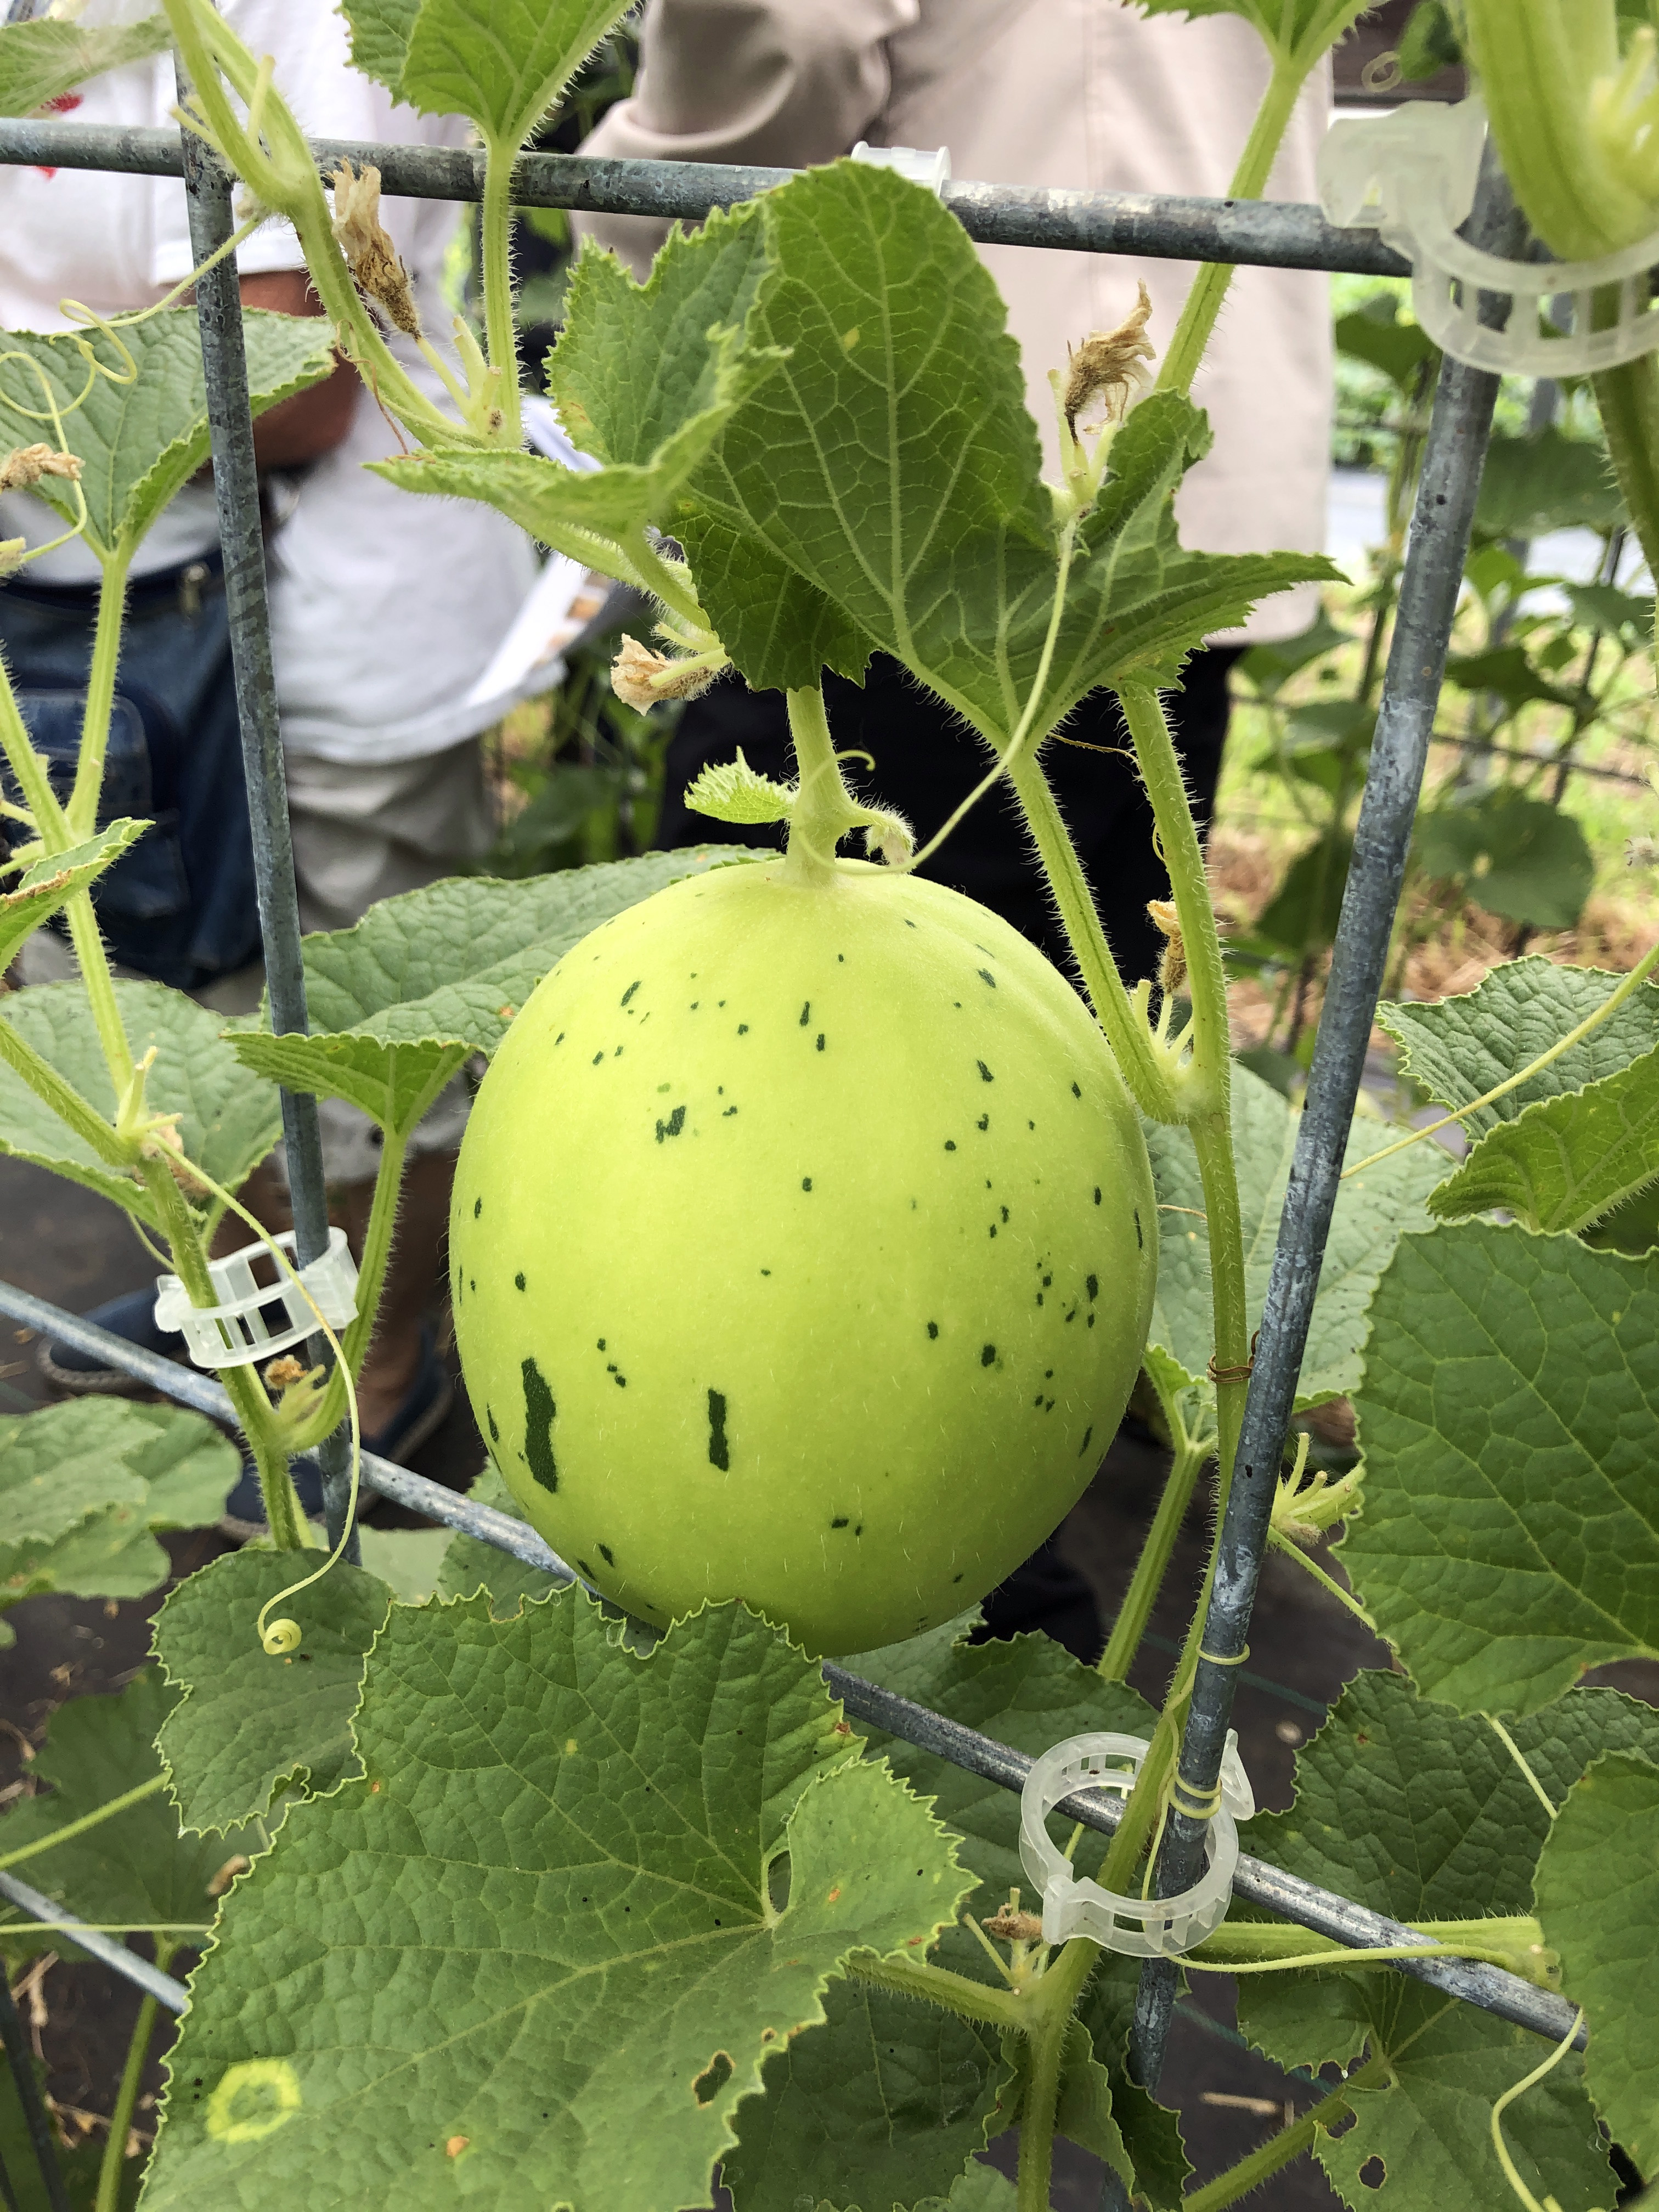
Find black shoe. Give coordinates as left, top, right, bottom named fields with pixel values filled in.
left=38, top=1286, right=185, bottom=1396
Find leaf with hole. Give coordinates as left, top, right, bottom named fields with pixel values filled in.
left=142, top=1595, right=970, bottom=2211
left=1237, top=1669, right=1621, bottom=2210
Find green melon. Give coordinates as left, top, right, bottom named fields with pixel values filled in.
left=450, top=856, right=1156, bottom=1656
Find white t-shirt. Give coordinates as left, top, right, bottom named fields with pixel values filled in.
left=0, top=0, right=538, bottom=763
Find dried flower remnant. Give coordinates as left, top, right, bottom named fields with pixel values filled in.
left=329, top=161, right=421, bottom=337
left=1627, top=835, right=1659, bottom=870
left=0, top=538, right=27, bottom=578
left=1147, top=896, right=1187, bottom=996
left=611, top=634, right=721, bottom=709
left=1063, top=281, right=1156, bottom=438
left=0, top=445, right=82, bottom=494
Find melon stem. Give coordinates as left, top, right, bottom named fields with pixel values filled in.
left=782, top=684, right=864, bottom=887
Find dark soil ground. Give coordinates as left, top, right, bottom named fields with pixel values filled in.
left=3, top=1150, right=1653, bottom=2209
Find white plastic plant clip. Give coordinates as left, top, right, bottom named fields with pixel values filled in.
left=849, top=140, right=951, bottom=198
left=1318, top=95, right=1659, bottom=377
left=153, top=1227, right=359, bottom=1370
left=1019, top=1730, right=1255, bottom=1959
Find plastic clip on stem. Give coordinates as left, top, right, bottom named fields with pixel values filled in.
left=1126, top=150, right=1525, bottom=2095
left=177, top=72, right=359, bottom=1560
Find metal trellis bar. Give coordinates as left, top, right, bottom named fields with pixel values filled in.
left=1128, top=154, right=1525, bottom=2091
left=0, top=1278, right=1587, bottom=2055
left=0, top=120, right=1411, bottom=278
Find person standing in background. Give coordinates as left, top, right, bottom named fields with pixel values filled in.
left=5, top=1, right=538, bottom=1519
left=574, top=0, right=1334, bottom=1654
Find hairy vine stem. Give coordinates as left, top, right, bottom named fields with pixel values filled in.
left=1182, top=2049, right=1391, bottom=2212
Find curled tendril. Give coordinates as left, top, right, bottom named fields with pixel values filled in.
left=139, top=1139, right=364, bottom=1657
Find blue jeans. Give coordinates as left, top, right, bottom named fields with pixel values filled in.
left=0, top=555, right=259, bottom=989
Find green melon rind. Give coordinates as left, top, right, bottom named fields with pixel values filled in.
left=450, top=858, right=1155, bottom=1656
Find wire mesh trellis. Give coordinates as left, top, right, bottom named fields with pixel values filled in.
left=0, top=102, right=1567, bottom=2203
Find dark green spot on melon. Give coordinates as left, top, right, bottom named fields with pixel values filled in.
left=1086, top=1274, right=1098, bottom=1301
left=816, top=1034, right=826, bottom=1051
left=620, top=980, right=642, bottom=1007
left=656, top=1105, right=686, bottom=1142
left=978, top=968, right=995, bottom=988
left=514, top=1272, right=526, bottom=1291
left=977, top=1114, right=989, bottom=1131
left=799, top=1001, right=810, bottom=1026
left=486, top=1405, right=499, bottom=1443
left=472, top=1197, right=482, bottom=1218
left=978, top=1061, right=994, bottom=1082
left=944, top=1140, right=957, bottom=1152
left=1095, top=1187, right=1103, bottom=1206
left=1134, top=1209, right=1143, bottom=1246
left=521, top=1359, right=557, bottom=1493
left=1072, top=1082, right=1082, bottom=1098
left=926, top=1321, right=939, bottom=1339
left=598, top=1543, right=615, bottom=1567
left=981, top=1344, right=996, bottom=1367
left=830, top=1516, right=849, bottom=1530
left=802, top=1177, right=812, bottom=1192
left=707, top=1390, right=729, bottom=1471
left=1079, top=1425, right=1093, bottom=1458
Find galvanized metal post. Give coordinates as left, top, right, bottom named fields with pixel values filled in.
left=177, top=106, right=358, bottom=1558
left=1127, top=160, right=1522, bottom=2091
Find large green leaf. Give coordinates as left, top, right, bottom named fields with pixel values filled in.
left=1534, top=1751, right=1659, bottom=2174
left=0, top=311, right=332, bottom=564
left=376, top=206, right=783, bottom=572
left=1380, top=957, right=1659, bottom=1140
left=1238, top=1669, right=1621, bottom=2211
left=143, top=1595, right=970, bottom=2212
left=232, top=851, right=763, bottom=1129
left=676, top=163, right=1333, bottom=720
left=1429, top=1041, right=1659, bottom=1233
left=1347, top=1221, right=1659, bottom=1714
left=0, top=1669, right=256, bottom=1967
left=0, top=1401, right=238, bottom=1644
left=0, top=821, right=148, bottom=972
left=0, top=14, right=170, bottom=119
left=153, top=1550, right=393, bottom=1837
left=1146, top=1060, right=1445, bottom=1404
left=343, top=0, right=628, bottom=147
left=1414, top=797, right=1593, bottom=931
left=0, top=979, right=281, bottom=1227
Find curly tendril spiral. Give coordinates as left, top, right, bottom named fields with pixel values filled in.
left=262, top=1618, right=303, bottom=1656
